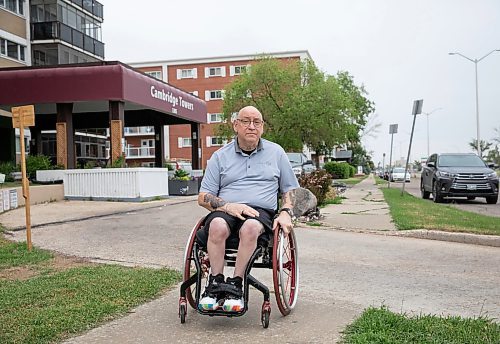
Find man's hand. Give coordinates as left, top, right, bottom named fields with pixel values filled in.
left=224, top=203, right=259, bottom=220
left=273, top=211, right=293, bottom=234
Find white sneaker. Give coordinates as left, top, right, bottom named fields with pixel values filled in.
left=199, top=295, right=218, bottom=311
left=223, top=297, right=244, bottom=312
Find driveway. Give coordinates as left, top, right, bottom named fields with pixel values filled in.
left=5, top=200, right=500, bottom=343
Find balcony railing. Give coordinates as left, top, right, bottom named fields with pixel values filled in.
left=124, top=126, right=155, bottom=136
left=69, top=0, right=104, bottom=19
left=125, top=147, right=155, bottom=158
left=31, top=22, right=105, bottom=59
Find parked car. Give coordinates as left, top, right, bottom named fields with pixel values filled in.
left=286, top=152, right=315, bottom=176
left=390, top=167, right=411, bottom=182
left=421, top=153, right=499, bottom=204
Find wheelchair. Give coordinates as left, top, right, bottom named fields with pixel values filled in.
left=178, top=215, right=299, bottom=328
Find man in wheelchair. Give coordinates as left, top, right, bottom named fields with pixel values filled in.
left=197, top=105, right=299, bottom=312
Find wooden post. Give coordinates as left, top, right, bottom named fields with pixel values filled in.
left=12, top=105, right=35, bottom=252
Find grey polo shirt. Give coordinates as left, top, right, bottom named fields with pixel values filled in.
left=200, top=138, right=299, bottom=210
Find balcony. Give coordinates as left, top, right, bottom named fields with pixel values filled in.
left=125, top=147, right=155, bottom=159
left=124, top=126, right=155, bottom=136
left=31, top=22, right=105, bottom=59
left=69, top=0, right=104, bottom=20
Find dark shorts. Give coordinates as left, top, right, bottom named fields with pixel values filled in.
left=202, top=206, right=275, bottom=237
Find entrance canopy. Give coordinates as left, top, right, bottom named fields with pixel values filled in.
left=0, top=61, right=206, bottom=168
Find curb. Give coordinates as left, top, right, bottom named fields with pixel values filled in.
left=303, top=224, right=500, bottom=248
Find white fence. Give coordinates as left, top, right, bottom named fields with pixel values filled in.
left=63, top=168, right=169, bottom=201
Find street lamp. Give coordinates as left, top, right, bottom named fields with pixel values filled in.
left=421, top=107, right=442, bottom=158
left=449, top=49, right=500, bottom=157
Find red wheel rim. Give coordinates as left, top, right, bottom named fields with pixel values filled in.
left=183, top=218, right=205, bottom=310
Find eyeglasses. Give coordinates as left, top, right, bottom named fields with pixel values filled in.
left=236, top=118, right=264, bottom=128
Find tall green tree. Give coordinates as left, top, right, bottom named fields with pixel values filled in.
left=469, top=139, right=492, bottom=159
left=219, top=57, right=375, bottom=158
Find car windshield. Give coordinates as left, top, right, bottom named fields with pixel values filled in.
left=393, top=168, right=405, bottom=173
left=286, top=153, right=302, bottom=164
left=438, top=155, right=486, bottom=167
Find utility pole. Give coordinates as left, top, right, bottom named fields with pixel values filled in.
left=388, top=125, right=398, bottom=189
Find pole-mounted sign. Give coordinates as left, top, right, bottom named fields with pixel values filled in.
left=11, top=105, right=35, bottom=252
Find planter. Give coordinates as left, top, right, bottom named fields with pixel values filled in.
left=168, top=179, right=199, bottom=196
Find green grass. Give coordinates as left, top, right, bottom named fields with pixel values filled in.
left=0, top=239, right=181, bottom=344
left=374, top=176, right=387, bottom=185
left=0, top=241, right=53, bottom=269
left=381, top=187, right=500, bottom=235
left=340, top=307, right=500, bottom=344
left=323, top=196, right=345, bottom=205
left=335, top=176, right=367, bottom=185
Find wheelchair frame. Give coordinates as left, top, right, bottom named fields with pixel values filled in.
left=179, top=216, right=299, bottom=328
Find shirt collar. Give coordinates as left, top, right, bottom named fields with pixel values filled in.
left=234, top=137, right=264, bottom=155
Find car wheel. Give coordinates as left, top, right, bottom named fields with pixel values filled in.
left=421, top=180, right=430, bottom=199
left=486, top=196, right=498, bottom=204
left=432, top=181, right=443, bottom=203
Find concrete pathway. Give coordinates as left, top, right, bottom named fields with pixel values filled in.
left=321, top=175, right=396, bottom=231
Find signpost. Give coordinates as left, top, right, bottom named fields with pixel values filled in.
left=388, top=124, right=398, bottom=188
left=401, top=99, right=424, bottom=196
left=11, top=105, right=35, bottom=251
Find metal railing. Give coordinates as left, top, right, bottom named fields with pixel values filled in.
left=31, top=21, right=105, bottom=58
left=124, top=127, right=155, bottom=135
left=125, top=147, right=155, bottom=158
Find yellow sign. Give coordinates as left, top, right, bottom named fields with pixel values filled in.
left=12, top=105, right=35, bottom=128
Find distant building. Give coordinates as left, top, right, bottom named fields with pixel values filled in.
left=130, top=51, right=312, bottom=168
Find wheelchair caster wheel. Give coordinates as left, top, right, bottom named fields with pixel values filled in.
left=179, top=298, right=187, bottom=324
left=261, top=301, right=271, bottom=328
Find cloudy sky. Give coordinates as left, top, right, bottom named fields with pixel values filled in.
left=102, top=0, right=500, bottom=166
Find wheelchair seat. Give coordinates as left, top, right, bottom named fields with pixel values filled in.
left=194, top=223, right=272, bottom=251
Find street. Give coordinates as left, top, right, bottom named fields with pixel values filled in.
left=8, top=200, right=500, bottom=343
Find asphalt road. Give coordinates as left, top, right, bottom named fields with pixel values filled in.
left=394, top=176, right=500, bottom=217
left=9, top=200, right=500, bottom=343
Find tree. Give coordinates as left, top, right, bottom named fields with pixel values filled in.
left=219, top=57, right=375, bottom=161
left=468, top=139, right=492, bottom=159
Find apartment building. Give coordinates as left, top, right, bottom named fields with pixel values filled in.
left=1, top=0, right=105, bottom=165
left=130, top=50, right=312, bottom=169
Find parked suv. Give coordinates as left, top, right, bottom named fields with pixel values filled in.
left=421, top=153, right=499, bottom=204
left=286, top=152, right=315, bottom=176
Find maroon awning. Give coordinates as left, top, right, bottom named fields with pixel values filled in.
left=0, top=61, right=206, bottom=124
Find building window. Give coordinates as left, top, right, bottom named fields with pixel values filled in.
left=0, top=37, right=26, bottom=63
left=176, top=68, right=197, bottom=79
left=145, top=71, right=162, bottom=80
left=204, top=66, right=226, bottom=78
left=206, top=136, right=227, bottom=147
left=178, top=137, right=192, bottom=148
left=205, top=90, right=224, bottom=101
left=207, top=113, right=223, bottom=123
left=1, top=0, right=24, bottom=16
left=190, top=91, right=198, bottom=97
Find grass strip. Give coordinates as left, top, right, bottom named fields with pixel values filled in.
left=340, top=306, right=500, bottom=344
left=381, top=187, right=500, bottom=235
left=0, top=240, right=53, bottom=269
left=0, top=264, right=181, bottom=344
left=335, top=176, right=367, bottom=185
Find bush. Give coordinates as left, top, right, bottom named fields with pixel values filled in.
left=324, top=161, right=351, bottom=179
left=298, top=170, right=332, bottom=206
left=26, top=155, right=52, bottom=180
left=0, top=161, right=18, bottom=182
left=349, top=164, right=356, bottom=177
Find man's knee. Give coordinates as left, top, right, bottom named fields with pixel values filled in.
left=208, top=217, right=230, bottom=243
left=239, top=219, right=263, bottom=243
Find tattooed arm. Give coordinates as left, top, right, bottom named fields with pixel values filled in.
left=272, top=190, right=295, bottom=234
left=198, top=192, right=259, bottom=220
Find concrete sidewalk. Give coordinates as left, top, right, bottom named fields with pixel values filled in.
left=320, top=174, right=396, bottom=231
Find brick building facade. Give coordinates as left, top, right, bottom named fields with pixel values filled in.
left=130, top=51, right=312, bottom=169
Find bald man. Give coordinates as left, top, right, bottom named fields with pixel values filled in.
left=197, top=106, right=299, bottom=312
